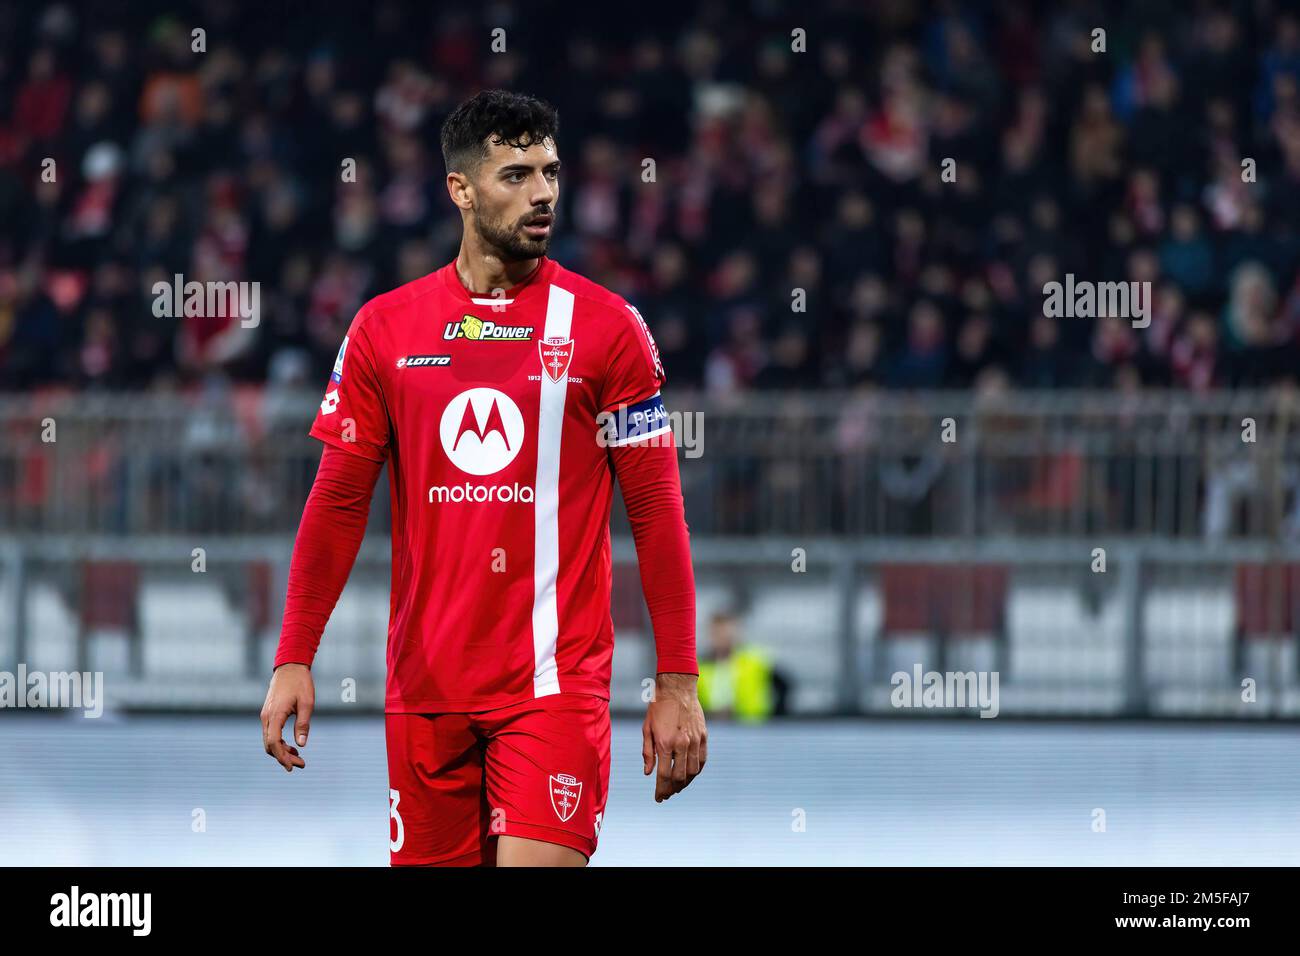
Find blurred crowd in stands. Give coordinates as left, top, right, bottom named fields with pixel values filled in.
left=4, top=0, right=1300, bottom=397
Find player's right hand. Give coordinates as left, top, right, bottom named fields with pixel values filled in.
left=262, top=662, right=315, bottom=772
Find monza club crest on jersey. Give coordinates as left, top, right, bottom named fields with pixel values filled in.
left=549, top=773, right=583, bottom=822
left=538, top=336, right=573, bottom=383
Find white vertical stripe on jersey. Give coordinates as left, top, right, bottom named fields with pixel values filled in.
left=532, top=283, right=574, bottom=697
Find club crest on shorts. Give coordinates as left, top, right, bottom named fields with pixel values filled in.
left=549, top=772, right=583, bottom=822
left=538, top=337, right=573, bottom=383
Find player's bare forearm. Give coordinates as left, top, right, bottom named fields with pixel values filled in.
left=262, top=662, right=315, bottom=772
left=642, top=672, right=708, bottom=802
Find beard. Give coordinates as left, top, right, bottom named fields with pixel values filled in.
left=477, top=206, right=554, bottom=262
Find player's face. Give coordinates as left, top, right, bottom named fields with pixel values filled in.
left=473, top=135, right=560, bottom=262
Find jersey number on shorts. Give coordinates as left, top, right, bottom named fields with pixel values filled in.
left=389, top=788, right=405, bottom=852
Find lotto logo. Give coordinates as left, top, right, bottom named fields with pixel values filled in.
left=320, top=389, right=339, bottom=415
left=396, top=354, right=451, bottom=369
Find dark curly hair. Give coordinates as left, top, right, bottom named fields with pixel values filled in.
left=440, top=89, right=560, bottom=176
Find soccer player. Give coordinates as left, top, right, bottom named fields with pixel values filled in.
left=260, top=90, right=706, bottom=866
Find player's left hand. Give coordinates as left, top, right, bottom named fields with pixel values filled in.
left=643, top=673, right=707, bottom=802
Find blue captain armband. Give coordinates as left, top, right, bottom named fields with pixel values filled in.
left=596, top=392, right=672, bottom=447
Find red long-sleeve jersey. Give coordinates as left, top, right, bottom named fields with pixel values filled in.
left=274, top=256, right=698, bottom=712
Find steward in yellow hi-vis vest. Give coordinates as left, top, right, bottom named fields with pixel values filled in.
left=696, top=611, right=785, bottom=722
left=698, top=647, right=775, bottom=722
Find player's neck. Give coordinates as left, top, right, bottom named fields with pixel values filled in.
left=453, top=238, right=542, bottom=297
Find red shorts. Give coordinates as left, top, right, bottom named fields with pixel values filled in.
left=385, top=692, right=611, bottom=866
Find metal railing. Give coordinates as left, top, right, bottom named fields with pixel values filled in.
left=3, top=389, right=1300, bottom=718
left=3, top=389, right=1299, bottom=538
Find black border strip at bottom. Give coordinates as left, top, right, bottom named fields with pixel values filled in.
left=2, top=867, right=1279, bottom=940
